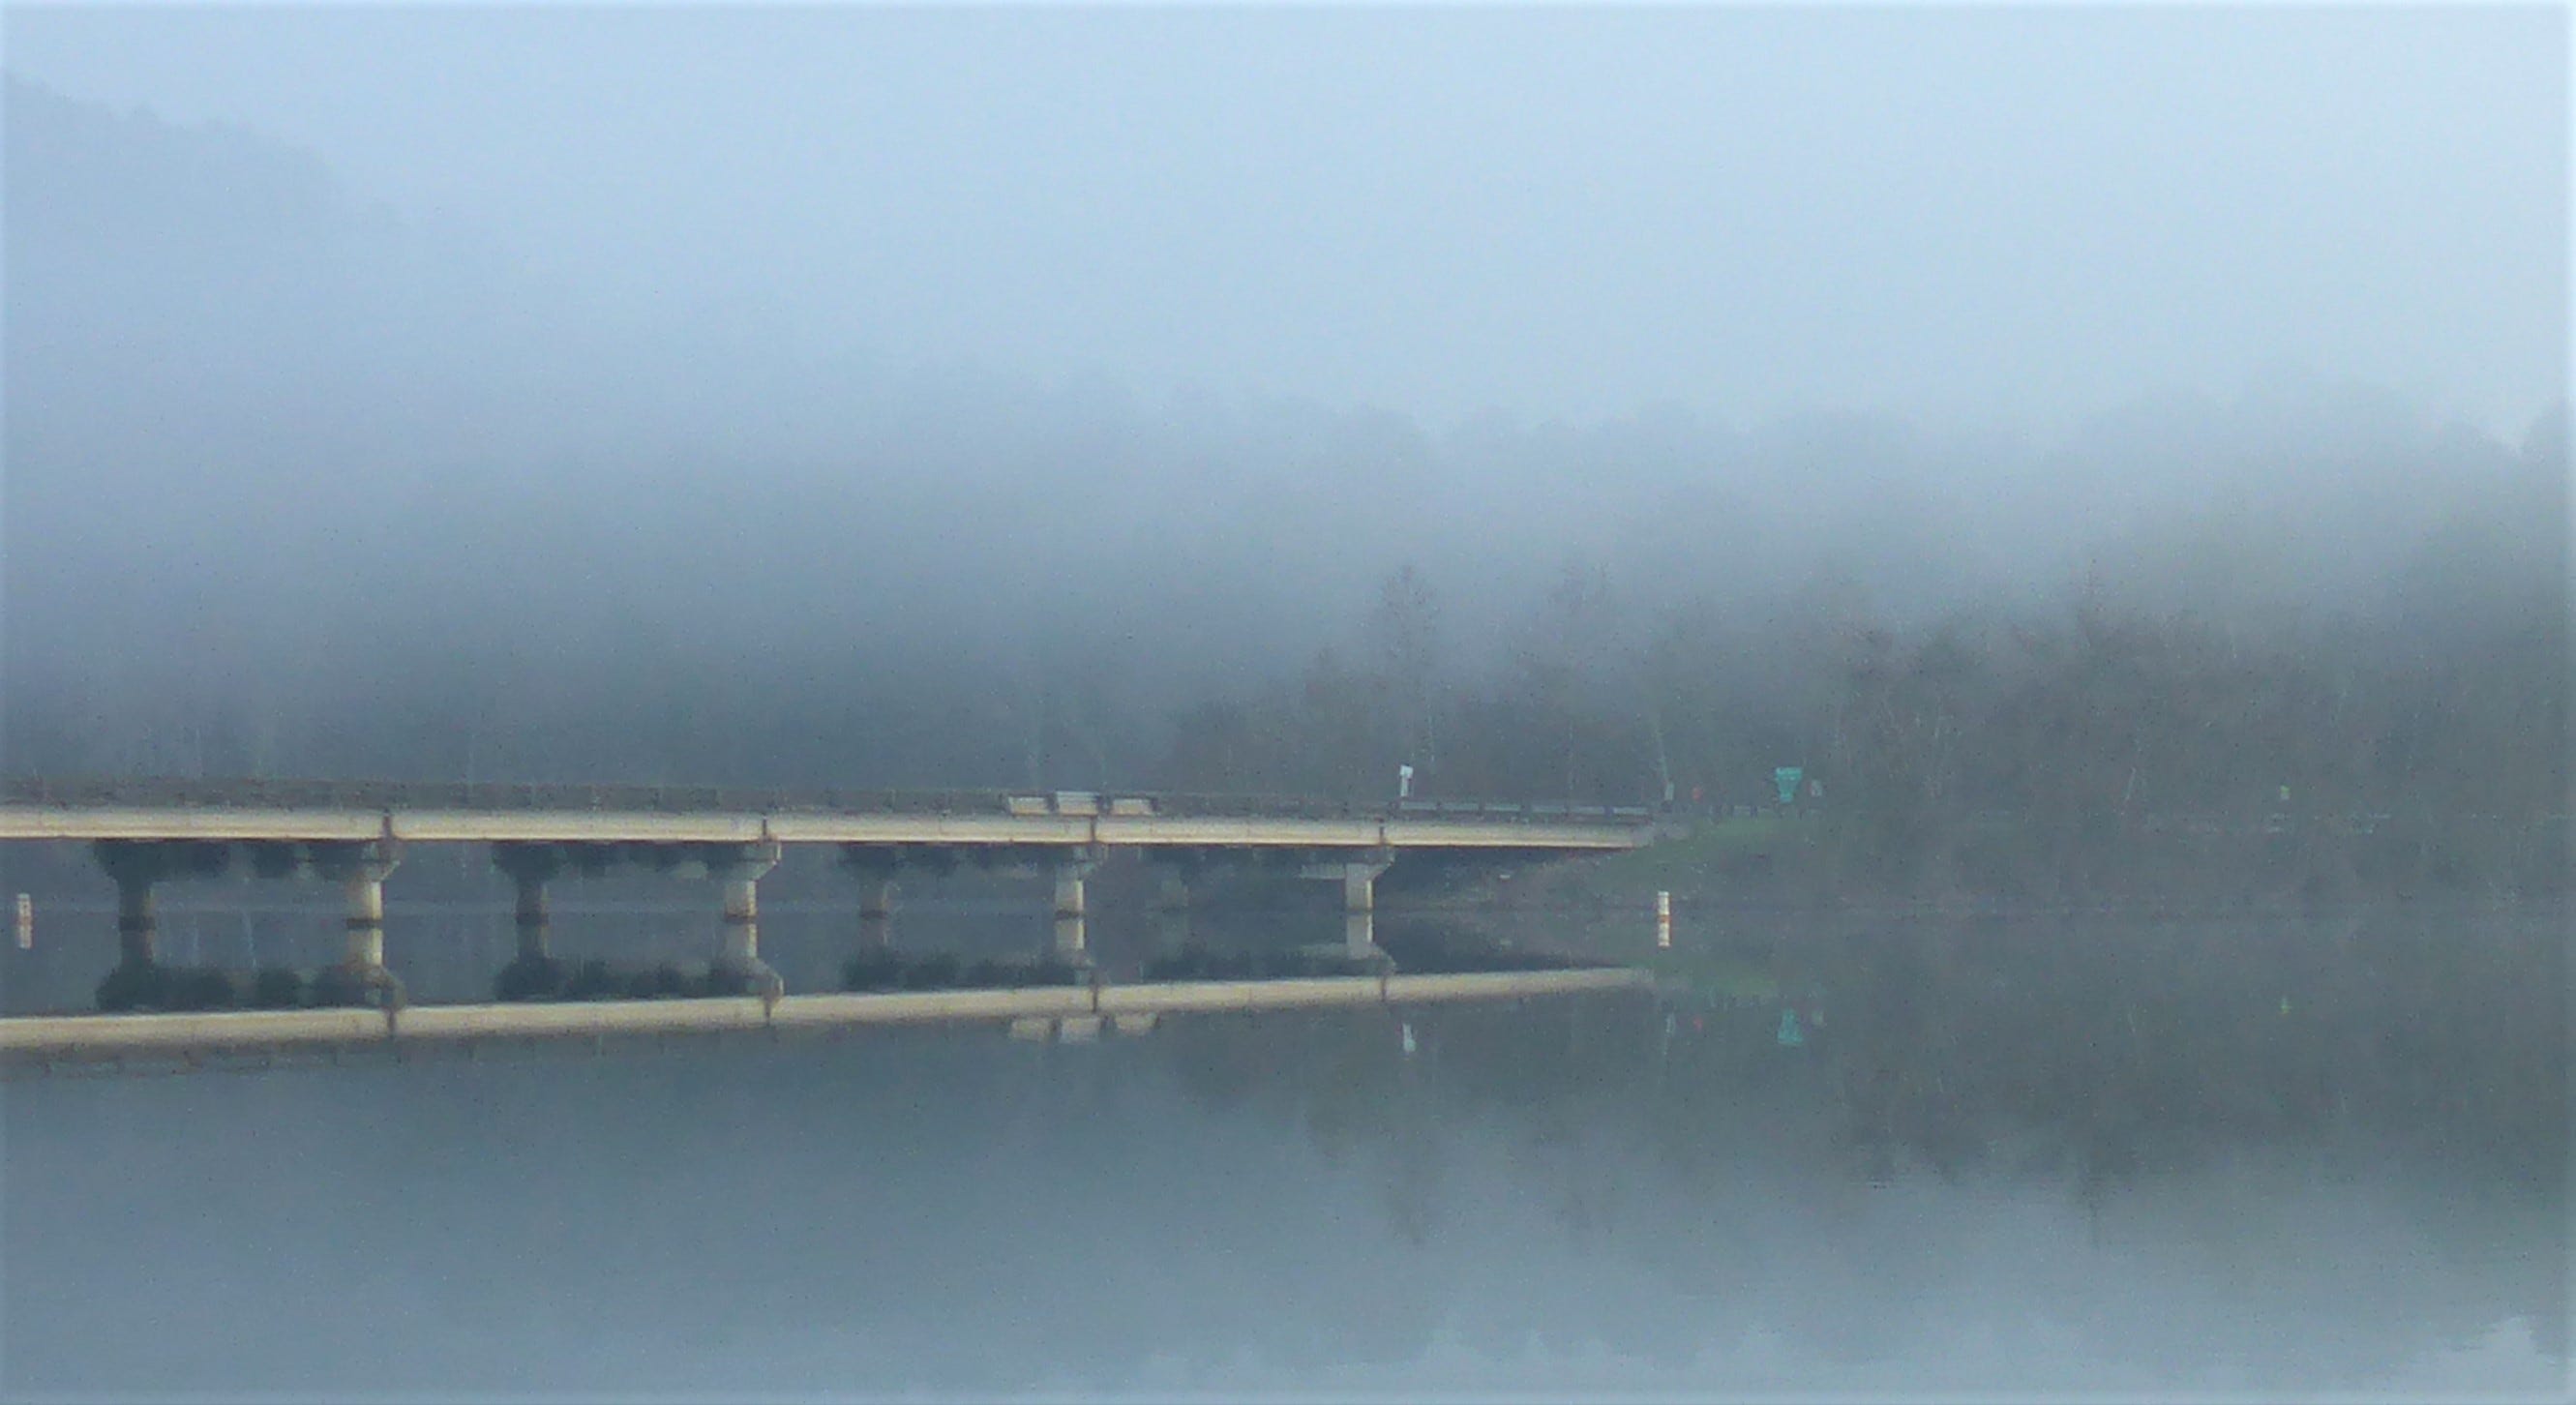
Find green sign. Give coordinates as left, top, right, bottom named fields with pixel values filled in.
left=1777, top=1006, right=1807, bottom=1048
left=1773, top=766, right=1804, bottom=806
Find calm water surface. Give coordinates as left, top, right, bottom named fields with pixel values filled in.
left=2, top=906, right=2565, bottom=1398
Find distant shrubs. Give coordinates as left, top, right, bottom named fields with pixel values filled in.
left=841, top=951, right=1083, bottom=992
left=95, top=959, right=397, bottom=1012
left=1142, top=945, right=1381, bottom=982
left=1375, top=929, right=1598, bottom=974
left=627, top=963, right=691, bottom=1000
left=841, top=950, right=903, bottom=991
left=494, top=953, right=742, bottom=1001
left=963, top=957, right=1085, bottom=989
left=88, top=935, right=1594, bottom=1017
left=95, top=961, right=249, bottom=1012
left=163, top=966, right=241, bottom=1010
left=563, top=959, right=624, bottom=1001
left=307, top=965, right=378, bottom=1008
left=250, top=967, right=307, bottom=1009
left=95, top=960, right=170, bottom=1012
left=494, top=953, right=569, bottom=1001
left=898, top=953, right=962, bottom=990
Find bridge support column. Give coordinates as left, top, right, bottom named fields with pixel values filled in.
left=312, top=841, right=405, bottom=1006
left=1302, top=848, right=1394, bottom=962
left=714, top=841, right=784, bottom=998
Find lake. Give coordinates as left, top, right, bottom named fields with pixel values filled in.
left=2, top=903, right=2564, bottom=1397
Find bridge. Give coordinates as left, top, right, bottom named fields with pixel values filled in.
left=0, top=777, right=1656, bottom=1028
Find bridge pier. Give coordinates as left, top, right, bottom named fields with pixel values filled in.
left=714, top=841, right=784, bottom=998
left=312, top=840, right=404, bottom=1006
left=1302, top=848, right=1394, bottom=961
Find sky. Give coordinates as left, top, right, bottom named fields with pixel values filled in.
left=4, top=3, right=2564, bottom=438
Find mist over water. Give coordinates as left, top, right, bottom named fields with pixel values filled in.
left=4, top=908, right=2564, bottom=1397
left=2, top=5, right=2568, bottom=1397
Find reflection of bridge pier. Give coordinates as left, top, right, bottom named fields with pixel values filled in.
left=93, top=839, right=228, bottom=968
left=1051, top=847, right=1100, bottom=966
left=839, top=846, right=921, bottom=960
left=1304, top=848, right=1394, bottom=961
left=1151, top=871, right=1190, bottom=956
left=491, top=842, right=560, bottom=960
left=112, top=868, right=157, bottom=967
left=859, top=878, right=897, bottom=950
left=514, top=874, right=550, bottom=957
left=91, top=836, right=411, bottom=1005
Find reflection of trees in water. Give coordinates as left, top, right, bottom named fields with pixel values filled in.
left=12, top=914, right=2558, bottom=1395
left=1142, top=910, right=2565, bottom=1382
left=1163, top=1010, right=1448, bottom=1249
left=1779, top=911, right=2567, bottom=1198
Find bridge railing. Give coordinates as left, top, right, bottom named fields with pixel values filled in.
left=0, top=776, right=1657, bottom=825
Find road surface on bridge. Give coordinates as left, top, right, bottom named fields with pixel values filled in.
left=0, top=777, right=1655, bottom=852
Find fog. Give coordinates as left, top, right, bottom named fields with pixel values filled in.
left=3, top=6, right=2566, bottom=797
left=7, top=6, right=2562, bottom=430
left=1, top=9, right=2568, bottom=1396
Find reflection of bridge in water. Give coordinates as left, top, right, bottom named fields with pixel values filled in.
left=0, top=777, right=1654, bottom=1063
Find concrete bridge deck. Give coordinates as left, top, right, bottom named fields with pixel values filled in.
left=0, top=776, right=1652, bottom=851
